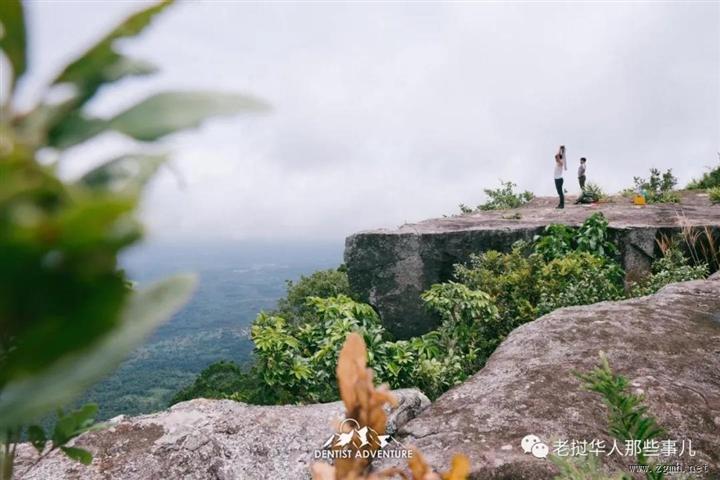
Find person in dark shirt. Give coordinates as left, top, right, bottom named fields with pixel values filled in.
left=578, top=157, right=587, bottom=190
left=574, top=157, right=588, bottom=204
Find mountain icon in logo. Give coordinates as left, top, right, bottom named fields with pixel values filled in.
left=321, top=419, right=393, bottom=450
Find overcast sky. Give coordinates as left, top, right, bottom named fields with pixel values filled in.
left=17, top=1, right=720, bottom=242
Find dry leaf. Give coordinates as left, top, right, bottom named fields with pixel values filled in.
left=408, top=448, right=433, bottom=480
left=334, top=332, right=398, bottom=478
left=441, top=454, right=471, bottom=480
left=312, top=333, right=469, bottom=480
left=311, top=462, right=338, bottom=480
left=337, top=331, right=367, bottom=411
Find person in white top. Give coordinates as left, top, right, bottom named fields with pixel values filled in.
left=554, top=145, right=567, bottom=209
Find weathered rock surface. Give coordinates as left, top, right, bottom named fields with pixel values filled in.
left=15, top=389, right=430, bottom=480
left=380, top=275, right=720, bottom=479
left=345, top=191, right=720, bottom=337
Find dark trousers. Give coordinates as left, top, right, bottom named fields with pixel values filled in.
left=555, top=178, right=564, bottom=207
left=579, top=175, right=586, bottom=190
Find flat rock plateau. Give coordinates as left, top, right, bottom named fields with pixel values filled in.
left=345, top=191, right=720, bottom=337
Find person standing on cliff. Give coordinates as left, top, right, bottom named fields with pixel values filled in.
left=554, top=145, right=567, bottom=209
left=574, top=157, right=587, bottom=204
left=578, top=157, right=587, bottom=190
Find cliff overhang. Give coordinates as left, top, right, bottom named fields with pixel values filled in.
left=345, top=192, right=720, bottom=338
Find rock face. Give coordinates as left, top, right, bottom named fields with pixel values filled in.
left=15, top=389, right=430, bottom=480
left=383, top=275, right=720, bottom=479
left=14, top=282, right=720, bottom=480
left=345, top=192, right=720, bottom=338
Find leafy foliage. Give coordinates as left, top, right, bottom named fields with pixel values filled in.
left=248, top=295, right=386, bottom=404
left=632, top=168, right=679, bottom=204
left=455, top=241, right=542, bottom=330
left=0, top=0, right=26, bottom=92
left=2, top=404, right=100, bottom=478
left=575, top=213, right=619, bottom=258
left=169, top=361, right=256, bottom=406
left=551, top=453, right=625, bottom=480
left=460, top=180, right=533, bottom=213
left=534, top=212, right=619, bottom=261
left=178, top=208, right=713, bottom=411
left=415, top=283, right=499, bottom=396
left=272, top=267, right=354, bottom=325
left=0, top=0, right=261, bottom=476
left=709, top=186, right=720, bottom=204
left=576, top=354, right=665, bottom=480
left=536, top=252, right=625, bottom=314
left=580, top=182, right=606, bottom=203
left=179, top=282, right=499, bottom=404
left=533, top=224, right=576, bottom=261
left=687, top=156, right=720, bottom=190
left=629, top=246, right=707, bottom=297
left=456, top=214, right=624, bottom=330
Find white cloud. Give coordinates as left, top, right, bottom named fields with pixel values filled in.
left=21, top=1, right=720, bottom=241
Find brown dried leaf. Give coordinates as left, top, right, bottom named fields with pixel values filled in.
left=408, top=448, right=432, bottom=480
left=372, top=467, right=411, bottom=479
left=311, top=462, right=337, bottom=480
left=441, top=454, right=471, bottom=480
left=334, top=333, right=399, bottom=479
left=337, top=331, right=367, bottom=412
left=311, top=333, right=470, bottom=480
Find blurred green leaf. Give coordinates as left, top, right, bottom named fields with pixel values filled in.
left=108, top=91, right=270, bottom=141
left=52, top=403, right=98, bottom=445
left=59, top=447, right=93, bottom=465
left=46, top=112, right=109, bottom=150
left=38, top=0, right=172, bottom=146
left=101, top=56, right=158, bottom=83
left=0, top=0, right=27, bottom=92
left=79, top=153, right=168, bottom=194
left=0, top=275, right=196, bottom=428
left=52, top=0, right=173, bottom=105
left=48, top=90, right=269, bottom=150
left=27, top=425, right=47, bottom=454
left=45, top=59, right=157, bottom=149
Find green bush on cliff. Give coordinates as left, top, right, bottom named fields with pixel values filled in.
left=271, top=267, right=353, bottom=325
left=631, top=168, right=680, bottom=204
left=581, top=182, right=606, bottom=203
left=175, top=214, right=708, bottom=407
left=249, top=295, right=387, bottom=403
left=536, top=252, right=626, bottom=313
left=534, top=212, right=619, bottom=261
left=174, top=283, right=499, bottom=404
left=455, top=246, right=625, bottom=334
left=455, top=213, right=624, bottom=332
left=455, top=242, right=542, bottom=329
left=459, top=180, right=534, bottom=213
left=629, top=246, right=707, bottom=297
left=169, top=361, right=257, bottom=405
left=687, top=157, right=720, bottom=190
left=248, top=286, right=498, bottom=402
left=709, top=186, right=720, bottom=204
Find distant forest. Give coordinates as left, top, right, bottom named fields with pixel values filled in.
left=77, top=242, right=341, bottom=420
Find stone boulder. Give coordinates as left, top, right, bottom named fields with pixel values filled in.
left=15, top=389, right=430, bottom=480
left=382, top=276, right=720, bottom=479
left=345, top=191, right=720, bottom=338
